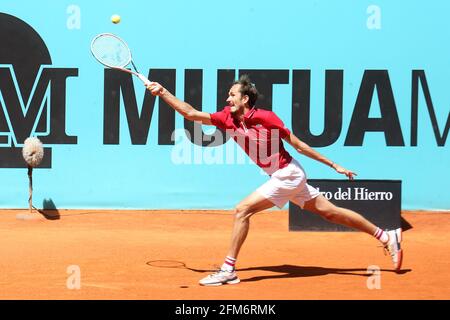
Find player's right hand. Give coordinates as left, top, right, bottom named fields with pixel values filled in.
left=146, top=82, right=165, bottom=96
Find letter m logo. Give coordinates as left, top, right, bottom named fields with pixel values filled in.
left=0, top=65, right=78, bottom=168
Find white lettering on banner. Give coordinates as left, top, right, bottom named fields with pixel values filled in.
left=316, top=188, right=333, bottom=200
left=316, top=187, right=393, bottom=201
left=334, top=187, right=351, bottom=200
left=354, top=188, right=393, bottom=200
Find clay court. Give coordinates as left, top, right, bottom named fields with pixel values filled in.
left=0, top=209, right=448, bottom=300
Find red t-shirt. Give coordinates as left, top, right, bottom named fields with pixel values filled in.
left=210, top=106, right=293, bottom=175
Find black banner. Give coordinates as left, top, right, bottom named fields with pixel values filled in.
left=289, top=180, right=401, bottom=231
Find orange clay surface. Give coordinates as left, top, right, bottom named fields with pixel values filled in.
left=0, top=209, right=449, bottom=300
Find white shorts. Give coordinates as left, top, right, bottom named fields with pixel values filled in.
left=256, top=158, right=320, bottom=209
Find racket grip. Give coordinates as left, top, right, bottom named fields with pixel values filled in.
left=137, top=73, right=151, bottom=86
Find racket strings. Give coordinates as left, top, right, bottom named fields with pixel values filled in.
left=91, top=34, right=132, bottom=68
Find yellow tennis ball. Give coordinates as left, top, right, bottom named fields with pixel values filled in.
left=111, top=14, right=121, bottom=24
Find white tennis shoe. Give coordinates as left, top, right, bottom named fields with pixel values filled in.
left=199, top=269, right=240, bottom=286
left=384, top=228, right=403, bottom=272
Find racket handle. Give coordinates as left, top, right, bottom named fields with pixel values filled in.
left=137, top=73, right=151, bottom=86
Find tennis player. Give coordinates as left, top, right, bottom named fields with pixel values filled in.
left=146, top=75, right=403, bottom=286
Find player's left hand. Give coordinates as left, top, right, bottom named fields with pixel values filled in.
left=332, top=164, right=357, bottom=180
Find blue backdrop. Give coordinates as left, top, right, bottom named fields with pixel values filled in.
left=1, top=0, right=449, bottom=210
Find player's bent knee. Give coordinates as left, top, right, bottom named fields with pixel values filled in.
left=234, top=205, right=251, bottom=221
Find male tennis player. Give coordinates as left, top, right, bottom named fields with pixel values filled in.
left=146, top=75, right=403, bottom=286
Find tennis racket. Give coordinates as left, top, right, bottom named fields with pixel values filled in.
left=90, top=33, right=151, bottom=85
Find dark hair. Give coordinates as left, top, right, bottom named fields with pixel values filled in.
left=233, top=74, right=259, bottom=107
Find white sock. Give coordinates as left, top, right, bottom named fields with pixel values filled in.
left=373, top=227, right=389, bottom=244
left=221, top=256, right=236, bottom=272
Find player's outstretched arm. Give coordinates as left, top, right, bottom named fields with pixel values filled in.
left=284, top=133, right=357, bottom=180
left=145, top=82, right=212, bottom=125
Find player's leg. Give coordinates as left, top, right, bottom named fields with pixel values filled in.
left=303, top=194, right=378, bottom=235
left=199, top=191, right=274, bottom=286
left=227, top=191, right=275, bottom=259
left=302, top=194, right=403, bottom=271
